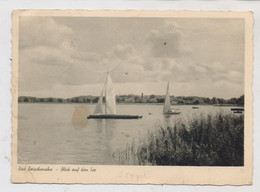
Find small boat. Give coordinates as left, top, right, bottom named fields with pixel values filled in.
left=233, top=111, right=242, bottom=114
left=88, top=71, right=142, bottom=119
left=231, top=107, right=244, bottom=114
left=163, top=82, right=181, bottom=115
left=192, top=106, right=199, bottom=109
left=231, top=107, right=244, bottom=111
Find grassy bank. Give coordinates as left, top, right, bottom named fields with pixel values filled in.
left=113, top=112, right=244, bottom=166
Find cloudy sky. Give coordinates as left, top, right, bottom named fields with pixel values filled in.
left=18, top=17, right=244, bottom=99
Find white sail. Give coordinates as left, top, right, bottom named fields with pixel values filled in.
left=163, top=82, right=171, bottom=113
left=105, top=72, right=117, bottom=114
left=94, top=88, right=104, bottom=114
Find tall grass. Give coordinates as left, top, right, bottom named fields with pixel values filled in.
left=113, top=112, right=244, bottom=166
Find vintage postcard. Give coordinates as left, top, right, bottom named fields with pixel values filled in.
left=11, top=10, right=253, bottom=184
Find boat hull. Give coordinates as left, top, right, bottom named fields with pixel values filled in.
left=231, top=108, right=244, bottom=111
left=163, top=111, right=181, bottom=115
left=87, top=114, right=142, bottom=119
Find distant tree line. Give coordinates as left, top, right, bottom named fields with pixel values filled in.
left=18, top=94, right=244, bottom=106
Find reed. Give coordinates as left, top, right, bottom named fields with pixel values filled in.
left=113, top=112, right=244, bottom=166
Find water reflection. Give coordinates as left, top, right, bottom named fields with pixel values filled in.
left=93, top=119, right=118, bottom=164
left=94, top=119, right=117, bottom=140
left=163, top=115, right=172, bottom=127
left=95, top=119, right=105, bottom=134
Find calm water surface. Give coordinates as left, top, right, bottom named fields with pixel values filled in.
left=18, top=103, right=237, bottom=164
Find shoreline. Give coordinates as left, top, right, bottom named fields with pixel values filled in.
left=17, top=102, right=243, bottom=107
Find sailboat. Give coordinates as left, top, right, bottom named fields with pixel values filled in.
left=87, top=72, right=142, bottom=119
left=163, top=82, right=181, bottom=115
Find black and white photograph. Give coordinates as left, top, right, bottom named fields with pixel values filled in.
left=11, top=10, right=253, bottom=184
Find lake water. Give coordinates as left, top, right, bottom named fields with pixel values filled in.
left=18, top=103, right=238, bottom=165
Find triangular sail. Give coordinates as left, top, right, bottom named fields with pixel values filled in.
left=94, top=88, right=104, bottom=114
left=105, top=73, right=117, bottom=114
left=163, top=82, right=171, bottom=113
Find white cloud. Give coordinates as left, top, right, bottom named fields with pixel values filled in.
left=19, top=17, right=73, bottom=49
left=145, top=22, right=189, bottom=58
left=18, top=17, right=244, bottom=98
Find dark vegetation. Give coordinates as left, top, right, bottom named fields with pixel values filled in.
left=113, top=113, right=244, bottom=166
left=18, top=94, right=244, bottom=106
